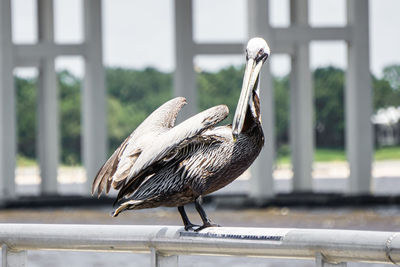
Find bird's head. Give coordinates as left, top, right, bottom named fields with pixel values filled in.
left=245, top=37, right=270, bottom=62
left=232, top=37, right=270, bottom=140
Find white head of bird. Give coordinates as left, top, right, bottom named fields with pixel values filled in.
left=246, top=37, right=270, bottom=61
left=232, top=37, right=270, bottom=140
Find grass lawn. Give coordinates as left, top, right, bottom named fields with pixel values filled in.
left=17, top=155, right=82, bottom=167
left=375, top=146, right=400, bottom=160
left=277, top=146, right=400, bottom=164
left=17, top=155, right=38, bottom=166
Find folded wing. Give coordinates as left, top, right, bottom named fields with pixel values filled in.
left=92, top=97, right=187, bottom=196
left=92, top=97, right=229, bottom=199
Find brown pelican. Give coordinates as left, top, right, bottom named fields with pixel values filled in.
left=92, top=37, right=270, bottom=231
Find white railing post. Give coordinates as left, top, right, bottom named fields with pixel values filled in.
left=150, top=248, right=178, bottom=267
left=2, top=245, right=26, bottom=267
left=316, top=252, right=347, bottom=267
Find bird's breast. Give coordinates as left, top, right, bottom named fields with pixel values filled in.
left=198, top=124, right=264, bottom=195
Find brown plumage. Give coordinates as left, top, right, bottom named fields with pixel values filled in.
left=92, top=37, right=271, bottom=231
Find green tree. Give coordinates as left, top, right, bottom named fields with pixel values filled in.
left=372, top=75, right=399, bottom=110
left=16, top=76, right=37, bottom=158
left=107, top=97, right=147, bottom=153
left=106, top=67, right=172, bottom=114
left=15, top=64, right=400, bottom=166
left=197, top=66, right=243, bottom=124
left=59, top=70, right=82, bottom=165
left=383, top=64, right=400, bottom=91
left=373, top=64, right=400, bottom=110
left=105, top=67, right=172, bottom=153
left=274, top=76, right=289, bottom=145
left=314, top=66, right=345, bottom=148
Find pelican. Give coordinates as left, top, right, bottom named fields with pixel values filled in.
left=92, top=37, right=270, bottom=231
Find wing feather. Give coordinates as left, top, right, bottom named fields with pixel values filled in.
left=91, top=134, right=131, bottom=197
left=115, top=126, right=233, bottom=205
left=91, top=97, right=187, bottom=196
left=125, top=104, right=229, bottom=181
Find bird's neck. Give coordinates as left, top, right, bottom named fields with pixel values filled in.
left=241, top=96, right=261, bottom=134
left=249, top=76, right=261, bottom=123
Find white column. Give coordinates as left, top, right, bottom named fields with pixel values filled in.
left=345, top=0, right=373, bottom=194
left=37, top=0, right=59, bottom=195
left=83, top=0, right=107, bottom=192
left=248, top=0, right=275, bottom=199
left=174, top=0, right=196, bottom=119
left=150, top=248, right=178, bottom=267
left=2, top=245, right=27, bottom=267
left=316, top=252, right=347, bottom=267
left=0, top=0, right=16, bottom=200
left=290, top=0, right=314, bottom=191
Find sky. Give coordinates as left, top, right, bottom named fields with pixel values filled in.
left=10, top=0, right=400, bottom=78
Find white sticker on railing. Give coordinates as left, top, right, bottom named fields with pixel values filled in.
left=179, top=227, right=292, bottom=241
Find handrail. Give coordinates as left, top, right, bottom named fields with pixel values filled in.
left=0, top=224, right=399, bottom=266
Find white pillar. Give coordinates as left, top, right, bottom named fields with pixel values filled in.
left=83, top=0, right=107, bottom=192
left=345, top=0, right=373, bottom=194
left=248, top=0, right=275, bottom=199
left=174, top=0, right=196, bottom=119
left=290, top=0, right=314, bottom=191
left=0, top=0, right=16, bottom=200
left=150, top=248, right=178, bottom=267
left=2, top=245, right=27, bottom=267
left=316, top=252, right=347, bottom=267
left=37, top=0, right=59, bottom=195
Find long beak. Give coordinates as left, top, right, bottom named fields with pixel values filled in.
left=232, top=58, right=264, bottom=140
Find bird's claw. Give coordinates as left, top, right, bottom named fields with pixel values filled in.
left=184, top=223, right=201, bottom=231
left=194, top=222, right=221, bottom=232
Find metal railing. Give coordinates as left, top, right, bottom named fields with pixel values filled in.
left=0, top=224, right=399, bottom=266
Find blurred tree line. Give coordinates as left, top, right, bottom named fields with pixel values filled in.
left=16, top=65, right=400, bottom=165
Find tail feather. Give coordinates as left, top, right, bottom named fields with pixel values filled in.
left=113, top=171, right=149, bottom=207
left=112, top=199, right=144, bottom=217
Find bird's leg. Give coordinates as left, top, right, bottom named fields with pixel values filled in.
left=178, top=206, right=199, bottom=231
left=194, top=197, right=220, bottom=232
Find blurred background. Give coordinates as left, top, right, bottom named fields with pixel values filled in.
left=1, top=0, right=400, bottom=266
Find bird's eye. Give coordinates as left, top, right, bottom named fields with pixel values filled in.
left=259, top=48, right=264, bottom=55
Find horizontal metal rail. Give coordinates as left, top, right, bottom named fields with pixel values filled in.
left=0, top=224, right=399, bottom=266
